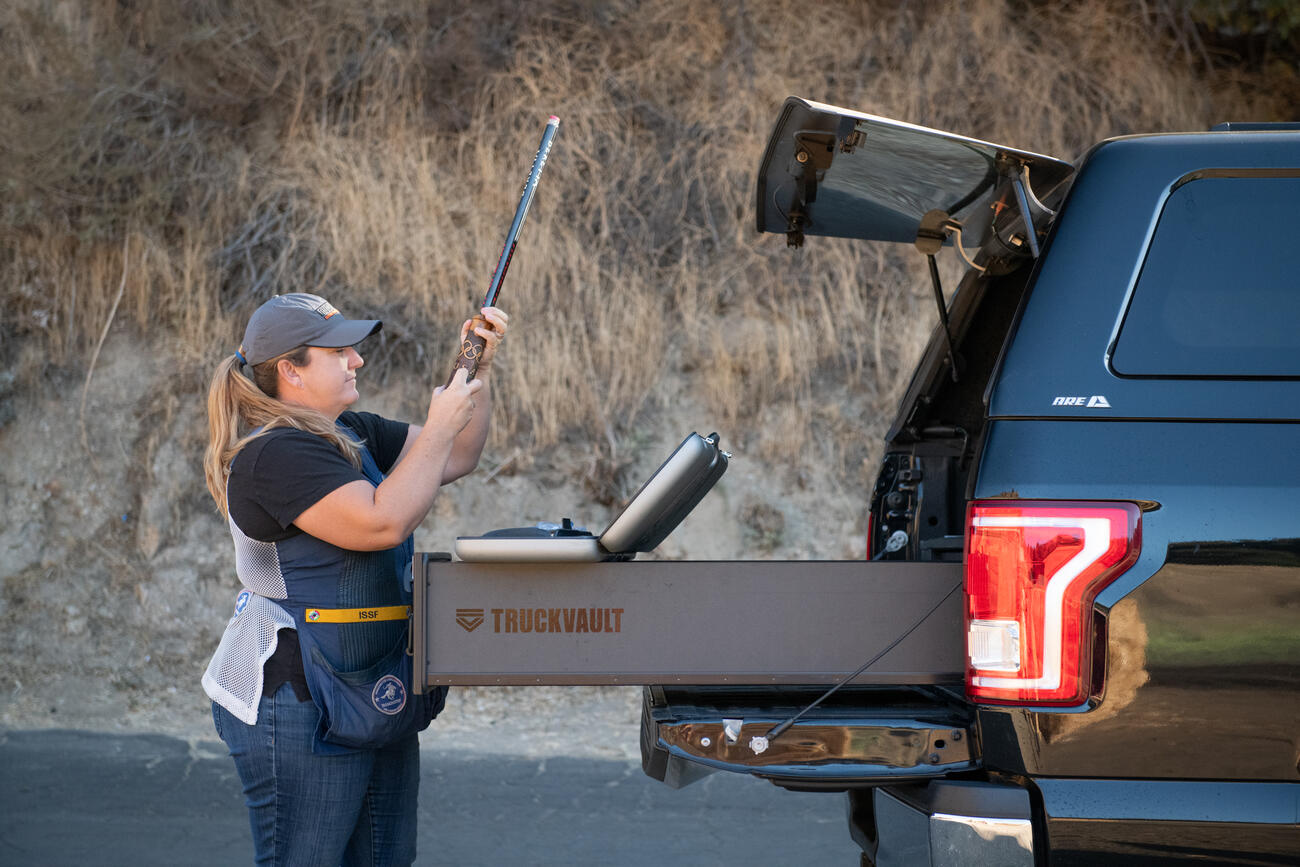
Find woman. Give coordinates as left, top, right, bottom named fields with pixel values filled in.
left=201, top=292, right=507, bottom=865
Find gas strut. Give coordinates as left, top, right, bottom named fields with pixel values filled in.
left=914, top=209, right=963, bottom=383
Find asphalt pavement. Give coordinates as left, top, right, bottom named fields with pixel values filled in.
left=0, top=729, right=862, bottom=866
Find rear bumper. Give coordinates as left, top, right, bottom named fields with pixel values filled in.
left=850, top=780, right=1034, bottom=867
left=640, top=686, right=976, bottom=790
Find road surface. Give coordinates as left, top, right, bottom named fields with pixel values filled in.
left=0, top=729, right=861, bottom=865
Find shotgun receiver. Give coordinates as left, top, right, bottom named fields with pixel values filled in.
left=448, top=115, right=560, bottom=382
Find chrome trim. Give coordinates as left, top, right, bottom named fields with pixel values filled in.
left=930, top=814, right=1033, bottom=866
left=870, top=783, right=1036, bottom=867
left=656, top=718, right=973, bottom=779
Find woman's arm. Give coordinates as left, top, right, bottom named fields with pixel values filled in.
left=292, top=370, right=481, bottom=551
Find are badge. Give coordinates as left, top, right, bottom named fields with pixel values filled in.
left=371, top=675, right=407, bottom=715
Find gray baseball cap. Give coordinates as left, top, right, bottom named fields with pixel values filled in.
left=238, top=293, right=382, bottom=366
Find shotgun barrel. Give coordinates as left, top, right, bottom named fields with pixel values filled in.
left=449, top=116, right=560, bottom=382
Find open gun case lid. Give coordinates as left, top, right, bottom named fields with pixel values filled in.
left=454, top=432, right=728, bottom=563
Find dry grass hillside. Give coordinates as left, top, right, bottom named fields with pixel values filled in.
left=0, top=0, right=1289, bottom=733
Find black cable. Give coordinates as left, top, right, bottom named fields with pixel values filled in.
left=758, top=580, right=964, bottom=746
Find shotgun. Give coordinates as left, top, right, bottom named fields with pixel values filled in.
left=448, top=115, right=560, bottom=383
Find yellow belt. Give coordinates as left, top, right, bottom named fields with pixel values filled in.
left=303, top=605, right=411, bottom=624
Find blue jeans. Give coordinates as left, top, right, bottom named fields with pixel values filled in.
left=213, top=684, right=420, bottom=866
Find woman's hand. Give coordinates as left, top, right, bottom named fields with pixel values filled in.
left=427, top=367, right=483, bottom=437
left=462, top=306, right=509, bottom=372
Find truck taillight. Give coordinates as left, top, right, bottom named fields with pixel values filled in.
left=965, top=501, right=1141, bottom=706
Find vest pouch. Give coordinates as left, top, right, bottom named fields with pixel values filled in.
left=301, top=625, right=447, bottom=755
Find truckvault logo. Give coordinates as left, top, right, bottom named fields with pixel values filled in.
left=1052, top=395, right=1111, bottom=408
left=455, top=608, right=485, bottom=632
left=455, top=607, right=626, bottom=634
left=493, top=607, right=624, bottom=633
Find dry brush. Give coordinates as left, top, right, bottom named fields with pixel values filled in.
left=1, top=0, right=1285, bottom=478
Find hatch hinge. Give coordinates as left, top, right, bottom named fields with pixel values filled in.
left=785, top=130, right=837, bottom=247
left=995, top=156, right=1056, bottom=259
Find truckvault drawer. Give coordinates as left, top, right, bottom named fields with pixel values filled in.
left=412, top=556, right=964, bottom=690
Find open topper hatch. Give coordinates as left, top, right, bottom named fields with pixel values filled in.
left=755, top=96, right=1073, bottom=251
left=454, top=432, right=728, bottom=562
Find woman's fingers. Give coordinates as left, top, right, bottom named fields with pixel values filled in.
left=475, top=307, right=509, bottom=366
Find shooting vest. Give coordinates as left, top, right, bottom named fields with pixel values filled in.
left=202, top=421, right=446, bottom=754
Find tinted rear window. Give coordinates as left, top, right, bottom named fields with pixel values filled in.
left=1111, top=174, right=1300, bottom=378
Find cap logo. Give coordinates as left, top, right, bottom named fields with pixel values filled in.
left=311, top=299, right=340, bottom=319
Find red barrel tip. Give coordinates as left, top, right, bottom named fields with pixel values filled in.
left=548, top=115, right=560, bottom=123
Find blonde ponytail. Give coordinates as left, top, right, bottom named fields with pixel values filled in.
left=204, top=351, right=364, bottom=518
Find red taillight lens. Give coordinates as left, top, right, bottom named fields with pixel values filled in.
left=965, top=501, right=1141, bottom=706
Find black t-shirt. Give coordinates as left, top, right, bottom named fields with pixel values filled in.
left=227, top=410, right=409, bottom=701
left=227, top=411, right=409, bottom=542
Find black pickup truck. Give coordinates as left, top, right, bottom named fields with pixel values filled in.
left=414, top=98, right=1299, bottom=863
